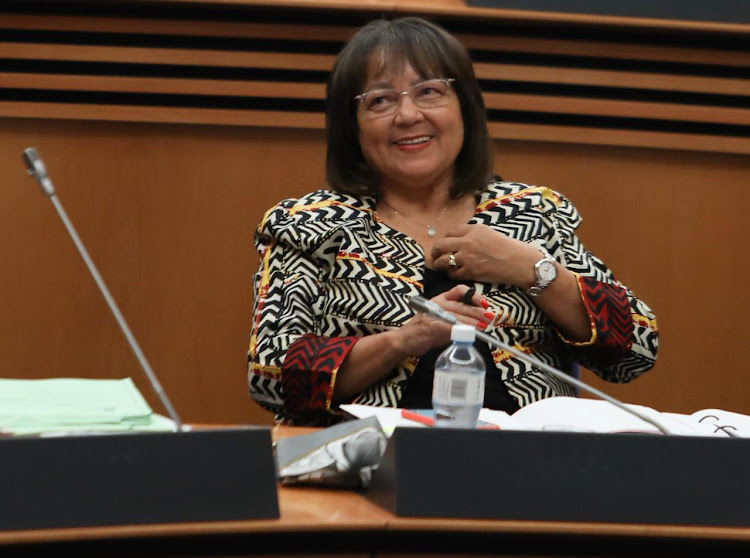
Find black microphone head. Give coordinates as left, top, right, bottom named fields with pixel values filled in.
left=22, top=147, right=55, bottom=197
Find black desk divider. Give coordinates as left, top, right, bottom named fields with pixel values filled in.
left=464, top=0, right=749, bottom=24
left=0, top=427, right=279, bottom=530
left=367, top=427, right=750, bottom=526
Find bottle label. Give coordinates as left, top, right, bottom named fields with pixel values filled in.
left=432, top=371, right=484, bottom=405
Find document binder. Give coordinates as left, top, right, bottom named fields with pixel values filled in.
left=0, top=428, right=279, bottom=531
left=367, top=427, right=750, bottom=526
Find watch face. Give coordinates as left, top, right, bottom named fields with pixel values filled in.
left=537, top=260, right=557, bottom=283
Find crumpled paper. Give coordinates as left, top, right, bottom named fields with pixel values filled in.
left=275, top=417, right=387, bottom=489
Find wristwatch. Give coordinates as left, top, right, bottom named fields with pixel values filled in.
left=526, top=250, right=557, bottom=297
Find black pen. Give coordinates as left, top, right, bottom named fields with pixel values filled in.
left=461, top=286, right=476, bottom=305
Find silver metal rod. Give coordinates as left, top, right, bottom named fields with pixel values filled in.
left=22, top=147, right=183, bottom=431
left=409, top=295, right=716, bottom=437
left=48, top=194, right=184, bottom=431
left=472, top=328, right=675, bottom=435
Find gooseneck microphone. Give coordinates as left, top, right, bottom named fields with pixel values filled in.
left=408, top=295, right=684, bottom=436
left=22, top=147, right=184, bottom=432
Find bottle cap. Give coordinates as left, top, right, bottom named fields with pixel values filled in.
left=451, top=323, right=476, bottom=343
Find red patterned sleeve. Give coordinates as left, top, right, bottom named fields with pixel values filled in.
left=281, top=333, right=360, bottom=416
left=550, top=189, right=657, bottom=382
left=572, top=276, right=634, bottom=364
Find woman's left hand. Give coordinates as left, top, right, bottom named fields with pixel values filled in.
left=433, top=224, right=593, bottom=342
left=431, top=224, right=540, bottom=287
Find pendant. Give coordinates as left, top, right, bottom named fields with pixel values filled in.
left=427, top=226, right=436, bottom=237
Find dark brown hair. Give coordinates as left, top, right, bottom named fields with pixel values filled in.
left=325, top=17, right=493, bottom=198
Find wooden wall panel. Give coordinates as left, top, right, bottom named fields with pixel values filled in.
left=2, top=116, right=749, bottom=424
left=1, top=1, right=748, bottom=153
left=0, top=118, right=324, bottom=425
left=493, top=141, right=750, bottom=415
left=0, top=1, right=748, bottom=424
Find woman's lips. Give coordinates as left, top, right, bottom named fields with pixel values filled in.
left=394, top=135, right=432, bottom=149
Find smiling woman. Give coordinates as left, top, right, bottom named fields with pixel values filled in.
left=356, top=65, right=464, bottom=211
left=326, top=17, right=491, bottom=200
left=247, top=17, right=658, bottom=426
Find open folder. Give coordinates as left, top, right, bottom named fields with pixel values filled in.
left=0, top=377, right=177, bottom=435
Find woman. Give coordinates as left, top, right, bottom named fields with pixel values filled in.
left=248, top=17, right=658, bottom=426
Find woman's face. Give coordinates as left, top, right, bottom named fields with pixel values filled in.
left=356, top=62, right=464, bottom=193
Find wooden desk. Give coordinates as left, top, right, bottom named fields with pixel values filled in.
left=2, top=426, right=750, bottom=556
left=3, top=482, right=750, bottom=556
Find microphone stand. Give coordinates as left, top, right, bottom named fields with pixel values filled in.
left=22, top=147, right=184, bottom=432
left=408, top=295, right=710, bottom=437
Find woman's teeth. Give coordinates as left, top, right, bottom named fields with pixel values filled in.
left=396, top=136, right=430, bottom=145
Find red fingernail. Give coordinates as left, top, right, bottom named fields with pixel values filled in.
left=483, top=311, right=495, bottom=319
left=480, top=299, right=490, bottom=309
left=477, top=321, right=488, bottom=330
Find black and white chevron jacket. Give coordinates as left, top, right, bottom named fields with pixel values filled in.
left=248, top=180, right=658, bottom=425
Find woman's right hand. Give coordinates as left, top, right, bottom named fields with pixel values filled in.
left=395, top=285, right=495, bottom=358
left=333, top=285, right=496, bottom=404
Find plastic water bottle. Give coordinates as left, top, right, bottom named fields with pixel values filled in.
left=432, top=323, right=486, bottom=428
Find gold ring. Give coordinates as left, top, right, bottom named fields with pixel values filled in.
left=448, top=254, right=457, bottom=268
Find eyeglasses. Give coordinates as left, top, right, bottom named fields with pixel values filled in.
left=354, top=78, right=455, bottom=117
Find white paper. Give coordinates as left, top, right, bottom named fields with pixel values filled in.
left=342, top=398, right=750, bottom=438
left=340, top=404, right=427, bottom=435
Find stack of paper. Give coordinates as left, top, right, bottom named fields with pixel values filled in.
left=0, top=377, right=177, bottom=436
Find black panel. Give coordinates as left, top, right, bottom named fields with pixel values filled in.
left=368, top=427, right=750, bottom=526
left=0, top=58, right=329, bottom=82
left=0, top=28, right=345, bottom=54
left=0, top=428, right=279, bottom=530
left=486, top=109, right=750, bottom=138
left=466, top=0, right=750, bottom=24
left=0, top=88, right=325, bottom=112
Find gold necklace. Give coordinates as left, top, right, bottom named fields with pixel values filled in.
left=380, top=199, right=449, bottom=238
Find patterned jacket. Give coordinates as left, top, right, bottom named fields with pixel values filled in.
left=248, top=180, right=658, bottom=425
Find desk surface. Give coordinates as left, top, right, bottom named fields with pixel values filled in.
left=4, top=483, right=750, bottom=556
left=2, top=426, right=750, bottom=556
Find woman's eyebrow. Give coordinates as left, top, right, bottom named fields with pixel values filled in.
left=363, top=76, right=428, bottom=91
left=362, top=80, right=394, bottom=91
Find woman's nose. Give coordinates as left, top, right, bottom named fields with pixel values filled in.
left=393, top=93, right=423, bottom=123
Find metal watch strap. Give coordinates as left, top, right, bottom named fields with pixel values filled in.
left=526, top=250, right=556, bottom=298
